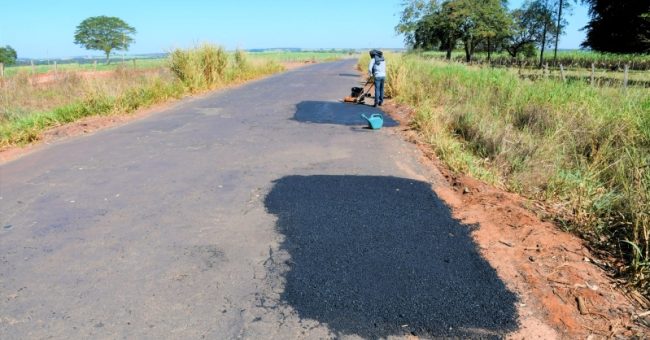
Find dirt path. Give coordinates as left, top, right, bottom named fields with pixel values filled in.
left=0, top=60, right=645, bottom=339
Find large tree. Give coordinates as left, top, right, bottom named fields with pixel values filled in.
left=395, top=0, right=438, bottom=47
left=552, top=0, right=572, bottom=60
left=0, top=45, right=17, bottom=66
left=407, top=0, right=511, bottom=62
left=506, top=7, right=543, bottom=58
left=445, top=0, right=511, bottom=62
left=74, top=16, right=136, bottom=64
left=505, top=0, right=558, bottom=63
left=412, top=5, right=459, bottom=58
left=581, top=0, right=650, bottom=53
left=527, top=0, right=558, bottom=68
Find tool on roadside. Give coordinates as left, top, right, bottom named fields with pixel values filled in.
left=343, top=78, right=374, bottom=104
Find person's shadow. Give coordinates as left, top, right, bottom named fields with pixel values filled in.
left=264, top=175, right=519, bottom=338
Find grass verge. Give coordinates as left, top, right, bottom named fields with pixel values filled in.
left=361, top=53, right=650, bottom=295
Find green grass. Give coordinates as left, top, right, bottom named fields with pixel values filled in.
left=4, top=58, right=168, bottom=77
left=419, top=50, right=650, bottom=71
left=365, top=53, right=650, bottom=295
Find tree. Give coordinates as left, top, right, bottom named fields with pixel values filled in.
left=0, top=45, right=17, bottom=66
left=506, top=7, right=542, bottom=58
left=527, top=0, right=558, bottom=68
left=552, top=0, right=572, bottom=60
left=74, top=16, right=136, bottom=64
left=506, top=0, right=559, bottom=59
left=412, top=6, right=458, bottom=57
left=404, top=0, right=511, bottom=62
left=474, top=0, right=512, bottom=62
left=395, top=0, right=438, bottom=47
left=444, top=0, right=511, bottom=62
left=581, top=0, right=650, bottom=53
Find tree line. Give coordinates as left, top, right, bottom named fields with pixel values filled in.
left=396, top=0, right=650, bottom=67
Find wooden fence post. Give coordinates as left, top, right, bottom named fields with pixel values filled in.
left=0, top=63, right=4, bottom=78
left=590, top=63, right=595, bottom=86
left=94, top=60, right=97, bottom=71
left=623, top=64, right=629, bottom=89
left=54, top=61, right=58, bottom=75
left=132, top=59, right=136, bottom=69
left=31, top=60, right=36, bottom=75
left=544, top=63, right=549, bottom=78
left=559, top=64, right=566, bottom=82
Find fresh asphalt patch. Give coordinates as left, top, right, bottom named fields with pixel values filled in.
left=264, top=175, right=519, bottom=338
left=293, top=101, right=399, bottom=127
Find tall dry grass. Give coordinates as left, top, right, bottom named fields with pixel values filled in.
left=169, top=44, right=283, bottom=92
left=0, top=69, right=184, bottom=146
left=362, top=53, right=650, bottom=294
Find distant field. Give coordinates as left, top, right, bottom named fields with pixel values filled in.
left=3, top=58, right=167, bottom=77
left=247, top=51, right=355, bottom=63
left=417, top=50, right=650, bottom=87
left=2, top=51, right=353, bottom=77
left=420, top=50, right=650, bottom=70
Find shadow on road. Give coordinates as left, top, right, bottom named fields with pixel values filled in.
left=264, top=175, right=518, bottom=338
left=293, top=101, right=399, bottom=127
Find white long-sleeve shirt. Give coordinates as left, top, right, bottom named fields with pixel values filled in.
left=368, top=57, right=386, bottom=78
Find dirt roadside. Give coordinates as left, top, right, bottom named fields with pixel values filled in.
left=380, top=100, right=650, bottom=338
left=0, top=61, right=312, bottom=165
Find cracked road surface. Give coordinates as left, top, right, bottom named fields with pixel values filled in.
left=1, top=60, right=518, bottom=339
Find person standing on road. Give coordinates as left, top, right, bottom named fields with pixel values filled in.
left=368, top=49, right=386, bottom=107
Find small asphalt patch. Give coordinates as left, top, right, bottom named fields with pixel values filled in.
left=293, top=101, right=399, bottom=127
left=264, top=175, right=519, bottom=338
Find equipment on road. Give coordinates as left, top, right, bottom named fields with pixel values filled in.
left=361, top=113, right=384, bottom=130
left=343, top=78, right=374, bottom=104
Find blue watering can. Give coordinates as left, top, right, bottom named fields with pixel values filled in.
left=361, top=114, right=384, bottom=130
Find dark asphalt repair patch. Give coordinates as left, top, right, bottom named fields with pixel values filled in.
left=264, top=175, right=518, bottom=338
left=293, top=101, right=399, bottom=127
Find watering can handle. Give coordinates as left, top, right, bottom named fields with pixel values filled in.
left=371, top=114, right=383, bottom=118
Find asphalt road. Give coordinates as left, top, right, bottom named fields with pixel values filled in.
left=0, top=60, right=518, bottom=339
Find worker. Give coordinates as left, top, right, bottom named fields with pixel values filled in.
left=368, top=49, right=386, bottom=107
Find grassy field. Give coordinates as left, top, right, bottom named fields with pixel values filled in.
left=361, top=53, right=650, bottom=294
left=248, top=51, right=354, bottom=63
left=0, top=46, right=346, bottom=147
left=2, top=51, right=353, bottom=77
left=3, top=58, right=168, bottom=77
left=419, top=50, right=650, bottom=70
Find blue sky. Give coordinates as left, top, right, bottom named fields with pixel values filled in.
left=1, top=0, right=590, bottom=59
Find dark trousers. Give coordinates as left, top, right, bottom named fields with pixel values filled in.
left=374, top=77, right=385, bottom=105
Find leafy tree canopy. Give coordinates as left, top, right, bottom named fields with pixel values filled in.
left=0, top=45, right=17, bottom=66
left=581, top=0, right=650, bottom=53
left=406, top=0, right=511, bottom=61
left=74, top=16, right=136, bottom=64
left=395, top=0, right=438, bottom=46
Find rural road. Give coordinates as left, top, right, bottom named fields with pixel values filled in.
left=1, top=60, right=518, bottom=339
